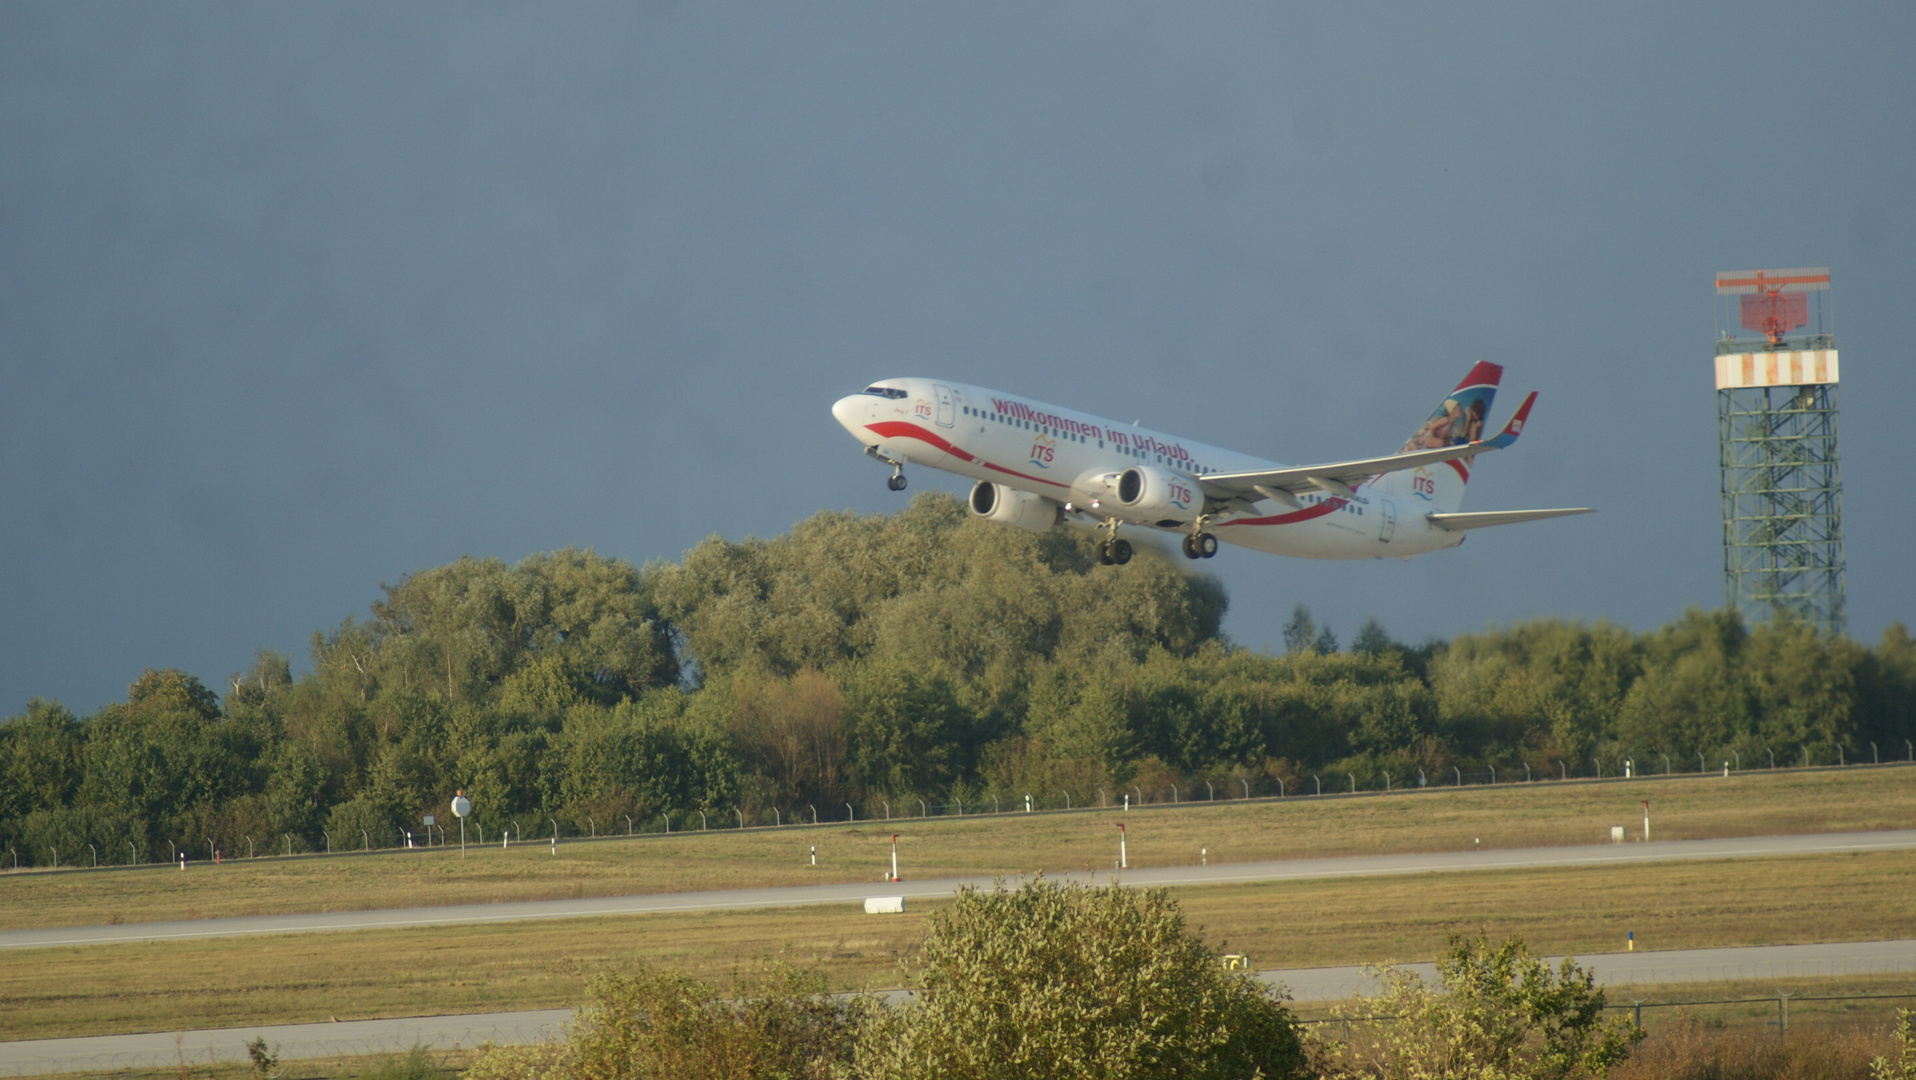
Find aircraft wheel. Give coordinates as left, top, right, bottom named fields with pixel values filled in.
left=1197, top=532, right=1218, bottom=558
left=1096, top=541, right=1115, bottom=566
left=1111, top=539, right=1133, bottom=565
left=887, top=473, right=907, bottom=491
left=1181, top=535, right=1201, bottom=560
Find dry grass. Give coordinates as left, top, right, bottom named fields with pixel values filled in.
left=1611, top=1010, right=1905, bottom=1080
left=5, top=849, right=1913, bottom=1043
left=2, top=766, right=1912, bottom=932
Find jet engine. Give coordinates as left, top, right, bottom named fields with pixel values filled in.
left=968, top=481, right=1063, bottom=533
left=1116, top=466, right=1201, bottom=527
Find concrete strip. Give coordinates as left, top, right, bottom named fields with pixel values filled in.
left=1265, top=938, right=1916, bottom=1001
left=5, top=829, right=1914, bottom=951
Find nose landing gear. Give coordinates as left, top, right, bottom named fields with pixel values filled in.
left=865, top=445, right=908, bottom=491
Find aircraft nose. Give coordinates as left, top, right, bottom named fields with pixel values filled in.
left=831, top=394, right=865, bottom=433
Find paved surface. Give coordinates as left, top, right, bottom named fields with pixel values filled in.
left=1269, top=937, right=1916, bottom=1000
left=0, top=1010, right=571, bottom=1077
left=7, top=939, right=1916, bottom=1075
left=5, top=829, right=1914, bottom=951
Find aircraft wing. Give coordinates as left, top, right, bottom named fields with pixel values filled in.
left=1428, top=508, right=1594, bottom=531
left=1199, top=392, right=1538, bottom=503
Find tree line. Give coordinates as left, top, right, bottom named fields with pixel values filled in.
left=3, top=492, right=1912, bottom=866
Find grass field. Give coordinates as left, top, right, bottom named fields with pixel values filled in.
left=5, top=849, right=1913, bottom=1042
left=2, top=765, right=1912, bottom=932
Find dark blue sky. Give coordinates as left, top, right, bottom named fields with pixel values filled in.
left=4, top=4, right=1911, bottom=713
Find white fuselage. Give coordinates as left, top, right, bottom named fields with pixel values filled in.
left=832, top=378, right=1466, bottom=560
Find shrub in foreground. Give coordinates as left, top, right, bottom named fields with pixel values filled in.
left=1319, top=933, right=1640, bottom=1080
left=845, top=877, right=1311, bottom=1080
left=463, top=962, right=860, bottom=1080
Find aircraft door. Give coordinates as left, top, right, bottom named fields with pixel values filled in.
left=933, top=384, right=956, bottom=428
left=1378, top=498, right=1397, bottom=543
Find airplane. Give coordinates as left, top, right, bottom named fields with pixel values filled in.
left=830, top=362, right=1592, bottom=565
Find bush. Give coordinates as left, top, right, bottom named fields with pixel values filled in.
left=845, top=877, right=1311, bottom=1080
left=462, top=962, right=859, bottom=1080
left=1321, top=933, right=1639, bottom=1079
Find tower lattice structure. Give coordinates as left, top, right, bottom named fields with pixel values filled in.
left=1714, top=268, right=1845, bottom=636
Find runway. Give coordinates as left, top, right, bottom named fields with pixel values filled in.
left=4, top=829, right=1914, bottom=951
left=6, top=938, right=1915, bottom=1075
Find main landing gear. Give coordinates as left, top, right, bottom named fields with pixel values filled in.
left=1181, top=532, right=1218, bottom=560
left=1095, top=519, right=1133, bottom=566
left=887, top=470, right=907, bottom=491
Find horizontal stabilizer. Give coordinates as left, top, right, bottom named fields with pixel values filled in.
left=1199, top=391, right=1541, bottom=501
left=1428, top=507, right=1594, bottom=532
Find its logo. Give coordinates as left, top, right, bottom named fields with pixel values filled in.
left=913, top=398, right=933, bottom=419
left=1410, top=468, right=1437, bottom=501
left=1167, top=479, right=1193, bottom=509
left=1028, top=434, right=1056, bottom=468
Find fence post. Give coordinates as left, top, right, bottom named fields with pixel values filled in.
left=1239, top=778, right=1250, bottom=799
left=1455, top=766, right=1462, bottom=786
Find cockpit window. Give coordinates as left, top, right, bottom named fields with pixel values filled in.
left=863, top=385, right=908, bottom=399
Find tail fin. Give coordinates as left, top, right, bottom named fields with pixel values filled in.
left=1377, top=362, right=1503, bottom=513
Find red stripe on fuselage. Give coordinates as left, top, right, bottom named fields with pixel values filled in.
left=864, top=421, right=1072, bottom=490
left=1216, top=499, right=1344, bottom=528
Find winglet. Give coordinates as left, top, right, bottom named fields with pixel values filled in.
left=1479, top=391, right=1537, bottom=450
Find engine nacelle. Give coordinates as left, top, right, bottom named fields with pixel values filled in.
left=968, top=481, right=1062, bottom=533
left=1116, top=466, right=1200, bottom=527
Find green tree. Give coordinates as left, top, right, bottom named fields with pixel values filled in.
left=1282, top=605, right=1317, bottom=655
left=842, top=660, right=974, bottom=799
left=0, top=699, right=83, bottom=825
left=847, top=878, right=1310, bottom=1080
